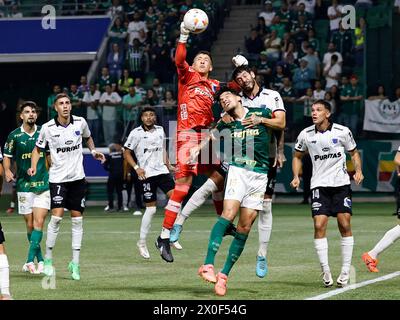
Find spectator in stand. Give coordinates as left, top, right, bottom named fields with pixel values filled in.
left=270, top=15, right=286, bottom=39
left=127, top=39, right=146, bottom=81
left=128, top=12, right=148, bottom=46
left=323, top=54, right=341, bottom=91
left=124, top=0, right=145, bottom=20
left=179, top=0, right=197, bottom=15
left=118, top=69, right=134, bottom=95
left=276, top=1, right=291, bottom=29
left=100, top=84, right=122, bottom=145
left=367, top=85, right=388, bottom=101
left=150, top=36, right=173, bottom=83
left=293, top=58, right=312, bottom=96
left=339, top=75, right=363, bottom=134
left=264, top=29, right=282, bottom=62
left=323, top=42, right=343, bottom=68
left=354, top=17, right=366, bottom=67
left=259, top=1, right=276, bottom=28
left=160, top=90, right=176, bottom=133
left=108, top=17, right=128, bottom=50
left=107, top=43, right=124, bottom=81
left=107, top=0, right=124, bottom=18
left=254, top=17, right=268, bottom=37
left=47, top=85, right=61, bottom=120
left=355, top=0, right=372, bottom=10
left=327, top=0, right=343, bottom=34
left=331, top=21, right=353, bottom=67
left=152, top=78, right=165, bottom=100
left=62, top=0, right=79, bottom=16
left=307, top=29, right=320, bottom=55
left=145, top=6, right=159, bottom=32
left=133, top=78, right=147, bottom=98
left=394, top=86, right=400, bottom=101
left=78, top=75, right=89, bottom=94
left=245, top=29, right=264, bottom=62
left=257, top=51, right=273, bottom=86
left=313, top=80, right=326, bottom=100
left=152, top=23, right=168, bottom=44
left=143, top=89, right=159, bottom=107
left=291, top=14, right=311, bottom=49
left=324, top=91, right=336, bottom=116
left=329, top=84, right=341, bottom=115
left=293, top=2, right=312, bottom=23
left=69, top=84, right=85, bottom=118
left=8, top=4, right=22, bottom=18
left=271, top=65, right=285, bottom=91
left=164, top=0, right=179, bottom=32
left=99, top=67, right=116, bottom=92
left=298, top=0, right=316, bottom=17
left=339, top=75, right=349, bottom=91
left=302, top=45, right=321, bottom=81
left=297, top=87, right=315, bottom=125
left=82, top=83, right=102, bottom=146
left=282, top=41, right=298, bottom=66
left=122, top=86, right=142, bottom=134
left=280, top=77, right=297, bottom=128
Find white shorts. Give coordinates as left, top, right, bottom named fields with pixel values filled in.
left=17, top=191, right=50, bottom=215
left=224, top=166, right=268, bottom=211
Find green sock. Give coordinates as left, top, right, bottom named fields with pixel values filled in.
left=221, top=232, right=248, bottom=276
left=27, top=230, right=43, bottom=263
left=204, top=217, right=231, bottom=265
left=27, top=232, right=32, bottom=242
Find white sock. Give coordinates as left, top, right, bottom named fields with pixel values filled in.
left=175, top=178, right=218, bottom=225
left=314, top=238, right=330, bottom=273
left=0, top=254, right=10, bottom=296
left=160, top=227, right=170, bottom=239
left=122, top=189, right=128, bottom=208
left=10, top=201, right=15, bottom=209
left=369, top=225, right=400, bottom=259
left=340, top=236, right=354, bottom=274
left=45, top=215, right=63, bottom=260
left=71, top=217, right=83, bottom=264
left=257, top=199, right=273, bottom=257
left=140, top=206, right=157, bottom=242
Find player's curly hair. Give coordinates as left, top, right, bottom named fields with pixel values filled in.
left=18, top=100, right=40, bottom=113
left=232, top=65, right=253, bottom=81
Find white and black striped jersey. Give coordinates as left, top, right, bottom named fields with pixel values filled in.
left=295, top=123, right=357, bottom=189
left=124, top=125, right=169, bottom=178
left=239, top=87, right=285, bottom=158
left=36, top=116, right=91, bottom=183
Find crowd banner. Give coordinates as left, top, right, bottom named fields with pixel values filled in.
left=363, top=99, right=400, bottom=133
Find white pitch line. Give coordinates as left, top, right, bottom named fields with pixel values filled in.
left=305, top=271, right=400, bottom=300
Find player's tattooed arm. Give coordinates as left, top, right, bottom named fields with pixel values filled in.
left=274, top=130, right=286, bottom=168
left=84, top=137, right=105, bottom=163
left=349, top=149, right=364, bottom=185
left=290, top=151, right=304, bottom=190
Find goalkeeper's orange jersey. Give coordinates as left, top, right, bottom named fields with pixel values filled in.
left=175, top=42, right=220, bottom=132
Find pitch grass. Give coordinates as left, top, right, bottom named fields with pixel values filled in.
left=1, top=199, right=400, bottom=300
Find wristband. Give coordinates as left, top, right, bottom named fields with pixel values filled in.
left=133, top=164, right=139, bottom=170
left=91, top=149, right=97, bottom=156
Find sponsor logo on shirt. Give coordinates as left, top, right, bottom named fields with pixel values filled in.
left=56, top=144, right=81, bottom=153
left=65, top=140, right=74, bottom=145
left=322, top=147, right=330, bottom=152
left=312, top=202, right=322, bottom=211
left=314, top=152, right=342, bottom=161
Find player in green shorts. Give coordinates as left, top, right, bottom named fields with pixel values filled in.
left=3, top=101, right=50, bottom=274
left=195, top=87, right=273, bottom=296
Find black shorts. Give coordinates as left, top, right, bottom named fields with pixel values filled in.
left=50, top=178, right=87, bottom=213
left=265, top=158, right=277, bottom=196
left=142, top=174, right=175, bottom=203
left=311, top=185, right=352, bottom=217
left=0, top=223, right=5, bottom=244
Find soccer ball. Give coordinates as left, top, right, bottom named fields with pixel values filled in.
left=183, top=8, right=209, bottom=34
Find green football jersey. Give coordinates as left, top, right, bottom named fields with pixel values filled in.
left=216, top=108, right=272, bottom=174
left=4, top=125, right=49, bottom=193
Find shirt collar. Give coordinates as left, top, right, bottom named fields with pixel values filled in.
left=54, top=115, right=74, bottom=127
left=20, top=124, right=37, bottom=137
left=242, top=86, right=263, bottom=101
left=314, top=121, right=333, bottom=133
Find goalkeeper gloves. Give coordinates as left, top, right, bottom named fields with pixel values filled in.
left=232, top=55, right=248, bottom=67
left=179, top=22, right=190, bottom=43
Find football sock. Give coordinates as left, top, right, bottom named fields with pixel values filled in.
left=0, top=254, right=10, bottom=296
left=369, top=225, right=400, bottom=259
left=71, top=217, right=83, bottom=264
left=314, top=238, right=330, bottom=273
left=45, top=216, right=62, bottom=260
left=340, top=236, right=354, bottom=274
left=27, top=232, right=31, bottom=242
left=27, top=229, right=43, bottom=263
left=163, top=183, right=190, bottom=230
left=160, top=227, right=170, bottom=239
left=221, top=232, right=248, bottom=276
left=140, top=206, right=157, bottom=241
left=9, top=201, right=15, bottom=209
left=204, top=217, right=231, bottom=265
left=258, top=199, right=273, bottom=257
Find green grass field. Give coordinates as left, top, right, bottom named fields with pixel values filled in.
left=1, top=198, right=400, bottom=300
